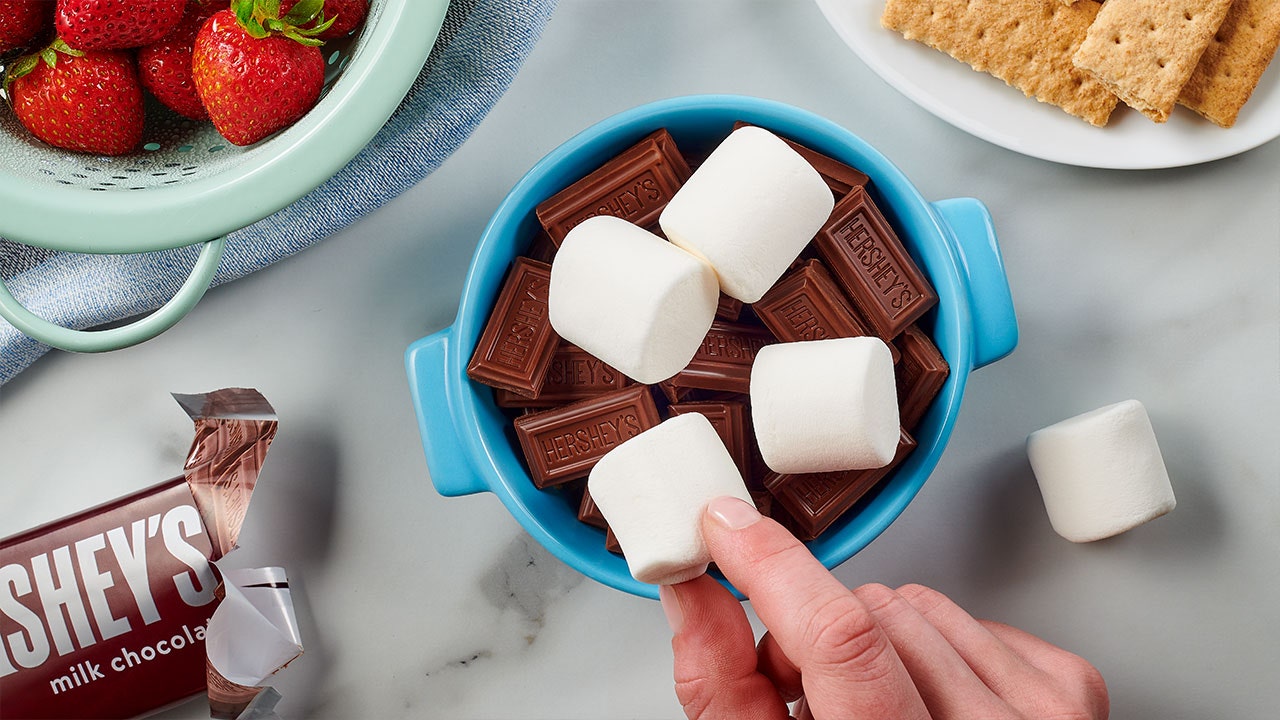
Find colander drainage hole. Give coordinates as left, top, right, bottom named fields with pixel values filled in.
left=70, top=173, right=88, bottom=179
left=143, top=142, right=162, bottom=151
left=208, top=145, right=225, bottom=153
left=177, top=145, right=194, bottom=153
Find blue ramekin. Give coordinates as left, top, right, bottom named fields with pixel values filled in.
left=406, top=95, right=1018, bottom=600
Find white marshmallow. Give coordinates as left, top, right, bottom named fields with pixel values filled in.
left=751, top=337, right=899, bottom=474
left=548, top=216, right=719, bottom=384
left=588, top=413, right=753, bottom=585
left=659, top=126, right=834, bottom=303
left=1027, top=400, right=1176, bottom=543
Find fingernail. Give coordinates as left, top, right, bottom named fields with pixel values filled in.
left=658, top=584, right=684, bottom=634
left=707, top=495, right=762, bottom=530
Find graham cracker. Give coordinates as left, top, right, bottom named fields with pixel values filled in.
left=881, top=0, right=1119, bottom=127
left=1073, top=0, right=1235, bottom=122
left=1178, top=0, right=1280, bottom=127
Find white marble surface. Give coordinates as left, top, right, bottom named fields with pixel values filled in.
left=2, top=1, right=1279, bottom=718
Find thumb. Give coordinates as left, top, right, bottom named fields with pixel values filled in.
left=701, top=496, right=928, bottom=720
left=663, top=576, right=790, bottom=720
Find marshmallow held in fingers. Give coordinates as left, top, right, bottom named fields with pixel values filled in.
left=659, top=126, right=834, bottom=303
left=589, top=413, right=754, bottom=585
left=1027, top=399, right=1176, bottom=543
left=752, top=336, right=900, bottom=474
left=548, top=216, right=719, bottom=384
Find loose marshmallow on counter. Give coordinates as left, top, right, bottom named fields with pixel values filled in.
left=588, top=412, right=753, bottom=585
left=1027, top=400, right=1175, bottom=543
left=548, top=216, right=719, bottom=384
left=659, top=126, right=834, bottom=303
left=751, top=336, right=899, bottom=474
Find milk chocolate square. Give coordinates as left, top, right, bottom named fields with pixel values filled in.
left=814, top=187, right=937, bottom=340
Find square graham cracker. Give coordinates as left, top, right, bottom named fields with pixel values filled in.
left=1179, top=0, right=1280, bottom=127
left=881, top=0, right=1119, bottom=127
left=1073, top=0, right=1236, bottom=122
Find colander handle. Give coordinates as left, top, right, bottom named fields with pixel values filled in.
left=405, top=326, right=487, bottom=497
left=0, top=237, right=226, bottom=353
left=932, top=198, right=1018, bottom=370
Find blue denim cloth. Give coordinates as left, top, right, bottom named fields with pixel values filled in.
left=0, top=0, right=556, bottom=385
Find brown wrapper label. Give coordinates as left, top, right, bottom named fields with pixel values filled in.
left=0, top=389, right=279, bottom=720
left=175, top=389, right=278, bottom=562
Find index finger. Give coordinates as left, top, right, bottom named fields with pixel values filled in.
left=700, top=496, right=928, bottom=719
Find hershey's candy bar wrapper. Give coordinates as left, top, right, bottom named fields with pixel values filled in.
left=0, top=388, right=303, bottom=719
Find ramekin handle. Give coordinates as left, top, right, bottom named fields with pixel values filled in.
left=405, top=327, right=487, bottom=497
left=931, top=198, right=1018, bottom=369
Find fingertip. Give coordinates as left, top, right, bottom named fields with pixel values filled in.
left=705, top=495, right=763, bottom=531
left=659, top=584, right=685, bottom=634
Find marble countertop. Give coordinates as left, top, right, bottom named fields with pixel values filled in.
left=2, top=1, right=1277, bottom=718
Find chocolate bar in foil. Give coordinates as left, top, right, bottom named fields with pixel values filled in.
left=0, top=389, right=301, bottom=719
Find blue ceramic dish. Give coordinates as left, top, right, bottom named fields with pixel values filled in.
left=406, top=95, right=1018, bottom=600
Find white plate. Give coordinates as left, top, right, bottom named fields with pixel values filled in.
left=815, top=0, right=1280, bottom=169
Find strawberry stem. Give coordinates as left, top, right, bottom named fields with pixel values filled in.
left=3, top=39, right=85, bottom=98
left=230, top=0, right=333, bottom=45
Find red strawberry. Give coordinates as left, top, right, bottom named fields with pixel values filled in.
left=282, top=0, right=366, bottom=41
left=4, top=39, right=143, bottom=155
left=189, top=0, right=227, bottom=17
left=56, top=0, right=185, bottom=50
left=0, top=0, right=54, bottom=55
left=138, top=6, right=210, bottom=120
left=191, top=1, right=328, bottom=146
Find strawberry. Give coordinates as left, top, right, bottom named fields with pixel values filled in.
left=189, top=0, right=227, bottom=17
left=138, top=6, right=211, bottom=120
left=0, top=0, right=55, bottom=55
left=56, top=0, right=185, bottom=51
left=282, top=0, right=366, bottom=41
left=4, top=39, right=143, bottom=155
left=192, top=0, right=330, bottom=146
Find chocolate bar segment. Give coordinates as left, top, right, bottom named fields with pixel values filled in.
left=734, top=121, right=869, bottom=198
left=514, top=386, right=661, bottom=488
left=494, top=343, right=630, bottom=409
left=535, top=128, right=692, bottom=245
left=754, top=259, right=872, bottom=341
left=668, top=401, right=751, bottom=479
left=815, top=187, right=937, bottom=340
left=753, top=259, right=900, bottom=362
left=466, top=258, right=558, bottom=398
left=577, top=488, right=608, bottom=530
left=605, top=527, right=623, bottom=556
left=765, top=429, right=916, bottom=541
left=665, top=321, right=776, bottom=395
left=894, top=325, right=949, bottom=431
left=715, top=293, right=744, bottom=322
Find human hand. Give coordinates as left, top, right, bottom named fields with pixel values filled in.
left=660, top=496, right=1109, bottom=720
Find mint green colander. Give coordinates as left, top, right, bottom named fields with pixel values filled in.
left=0, top=0, right=449, bottom=352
